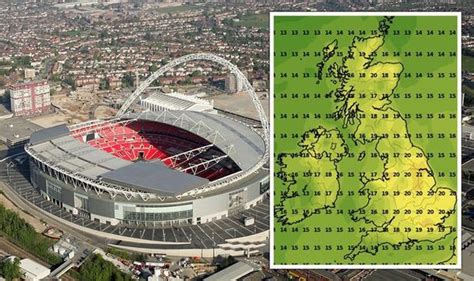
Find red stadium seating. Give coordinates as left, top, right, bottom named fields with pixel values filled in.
left=73, top=120, right=239, bottom=181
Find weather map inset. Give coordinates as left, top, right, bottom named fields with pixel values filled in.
left=271, top=13, right=460, bottom=267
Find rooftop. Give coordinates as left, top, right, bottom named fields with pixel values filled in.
left=0, top=117, right=43, bottom=146
left=19, top=258, right=51, bottom=278
left=10, top=80, right=48, bottom=90
left=29, top=124, right=69, bottom=146
left=28, top=134, right=131, bottom=179
left=366, top=269, right=424, bottom=281
left=142, top=92, right=212, bottom=110
left=204, top=261, right=260, bottom=281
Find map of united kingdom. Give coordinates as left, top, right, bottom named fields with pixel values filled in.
left=272, top=14, right=459, bottom=266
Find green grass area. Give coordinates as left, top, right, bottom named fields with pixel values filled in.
left=105, top=247, right=146, bottom=263
left=79, top=254, right=133, bottom=281
left=463, top=55, right=474, bottom=73
left=236, top=13, right=269, bottom=29
left=156, top=4, right=200, bottom=14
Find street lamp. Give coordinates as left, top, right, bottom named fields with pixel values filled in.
left=212, top=232, right=215, bottom=260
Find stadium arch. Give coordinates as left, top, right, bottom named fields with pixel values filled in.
left=116, top=53, right=269, bottom=160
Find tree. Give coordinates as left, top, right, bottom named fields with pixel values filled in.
left=463, top=85, right=474, bottom=106
left=144, top=32, right=153, bottom=41
left=105, top=248, right=130, bottom=260
left=148, top=64, right=158, bottom=73
left=99, top=78, right=109, bottom=90
left=93, top=52, right=102, bottom=61
left=131, top=253, right=146, bottom=263
left=222, top=18, right=234, bottom=27
left=0, top=257, right=22, bottom=280
left=121, top=73, right=135, bottom=88
left=0, top=205, right=62, bottom=266
left=99, top=30, right=108, bottom=39
left=79, top=254, right=132, bottom=281
left=79, top=46, right=89, bottom=54
left=12, top=56, right=31, bottom=68
left=223, top=255, right=236, bottom=268
left=213, top=255, right=237, bottom=270
left=183, top=77, right=192, bottom=84
left=5, top=90, right=9, bottom=102
left=0, top=90, right=10, bottom=103
left=63, top=76, right=76, bottom=91
left=151, top=79, right=160, bottom=87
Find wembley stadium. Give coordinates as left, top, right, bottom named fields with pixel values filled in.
left=15, top=53, right=270, bottom=256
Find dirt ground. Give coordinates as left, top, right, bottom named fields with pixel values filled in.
left=29, top=113, right=70, bottom=128
left=94, top=105, right=117, bottom=119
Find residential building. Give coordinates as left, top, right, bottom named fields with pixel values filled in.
left=225, top=73, right=242, bottom=94
left=24, top=68, right=35, bottom=80
left=10, top=80, right=50, bottom=117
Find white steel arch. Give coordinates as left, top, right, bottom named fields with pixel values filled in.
left=116, top=53, right=269, bottom=159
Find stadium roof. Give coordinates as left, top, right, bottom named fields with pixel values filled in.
left=28, top=134, right=131, bottom=179
left=101, top=161, right=209, bottom=196
left=29, top=124, right=69, bottom=145
left=127, top=110, right=265, bottom=172
left=28, top=110, right=265, bottom=196
left=141, top=92, right=214, bottom=113
left=142, top=92, right=195, bottom=110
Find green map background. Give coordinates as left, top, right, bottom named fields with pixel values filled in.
left=273, top=15, right=458, bottom=265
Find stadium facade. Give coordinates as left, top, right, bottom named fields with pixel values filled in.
left=26, top=110, right=268, bottom=227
